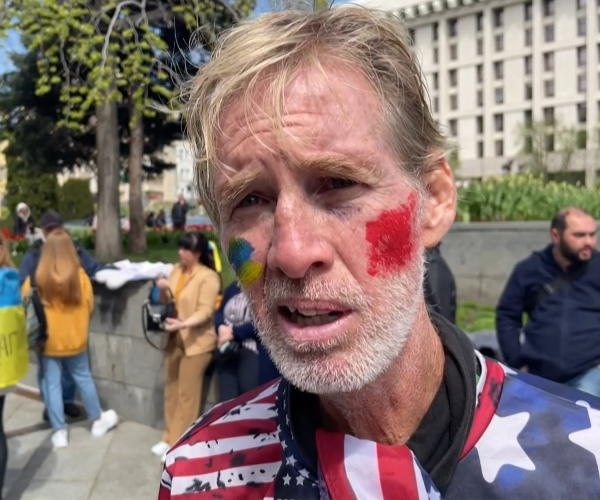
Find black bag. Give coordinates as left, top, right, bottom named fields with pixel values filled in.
left=213, top=339, right=241, bottom=364
left=23, top=270, right=48, bottom=355
left=142, top=284, right=176, bottom=350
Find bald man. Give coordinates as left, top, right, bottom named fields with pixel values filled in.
left=497, top=207, right=600, bottom=395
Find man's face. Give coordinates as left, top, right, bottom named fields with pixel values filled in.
left=554, top=213, right=597, bottom=263
left=214, top=66, right=432, bottom=394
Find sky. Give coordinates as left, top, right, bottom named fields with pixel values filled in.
left=0, top=0, right=275, bottom=74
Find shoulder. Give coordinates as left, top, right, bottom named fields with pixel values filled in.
left=163, top=380, right=282, bottom=491
left=197, top=266, right=220, bottom=284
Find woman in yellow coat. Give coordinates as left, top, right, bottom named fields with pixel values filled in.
left=22, top=229, right=118, bottom=448
left=151, top=232, right=221, bottom=459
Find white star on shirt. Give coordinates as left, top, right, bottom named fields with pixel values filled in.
left=475, top=412, right=535, bottom=483
left=282, top=474, right=291, bottom=485
left=277, top=424, right=282, bottom=433
left=286, top=454, right=297, bottom=466
left=296, top=475, right=305, bottom=486
left=281, top=440, right=288, bottom=450
left=569, top=400, right=600, bottom=476
left=286, top=414, right=290, bottom=426
left=298, top=468, right=309, bottom=478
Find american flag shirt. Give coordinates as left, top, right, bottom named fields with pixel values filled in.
left=159, top=351, right=600, bottom=499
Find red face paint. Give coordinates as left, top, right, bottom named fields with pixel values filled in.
left=365, top=193, right=417, bottom=276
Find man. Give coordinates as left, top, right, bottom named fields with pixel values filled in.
left=424, top=243, right=457, bottom=324
left=171, top=195, right=188, bottom=231
left=497, top=207, right=600, bottom=395
left=19, top=210, right=105, bottom=421
left=160, top=9, right=600, bottom=500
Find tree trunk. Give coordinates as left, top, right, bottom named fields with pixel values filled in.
left=128, top=106, right=146, bottom=254
left=95, top=100, right=122, bottom=262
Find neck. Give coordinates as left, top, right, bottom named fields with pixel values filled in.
left=318, top=303, right=444, bottom=446
left=552, top=245, right=571, bottom=271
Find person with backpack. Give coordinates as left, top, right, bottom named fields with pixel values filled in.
left=21, top=229, right=118, bottom=448
left=19, top=210, right=105, bottom=422
left=0, top=231, right=28, bottom=498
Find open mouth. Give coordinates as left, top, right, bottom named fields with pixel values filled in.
left=278, top=306, right=344, bottom=327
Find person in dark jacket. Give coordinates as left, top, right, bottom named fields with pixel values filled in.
left=424, top=243, right=457, bottom=324
left=18, top=210, right=106, bottom=420
left=215, top=281, right=260, bottom=401
left=496, top=207, right=600, bottom=395
left=171, top=196, right=189, bottom=231
left=14, top=202, right=34, bottom=237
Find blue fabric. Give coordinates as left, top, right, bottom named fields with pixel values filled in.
left=566, top=367, right=600, bottom=398
left=496, top=245, right=600, bottom=382
left=37, top=362, right=76, bottom=404
left=215, top=282, right=258, bottom=342
left=0, top=268, right=22, bottom=308
left=40, top=351, right=102, bottom=430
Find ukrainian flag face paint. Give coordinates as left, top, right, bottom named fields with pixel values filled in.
left=227, top=238, right=264, bottom=286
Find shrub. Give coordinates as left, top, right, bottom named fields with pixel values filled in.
left=5, top=171, right=59, bottom=222
left=457, top=173, right=600, bottom=222
left=58, top=179, right=94, bottom=221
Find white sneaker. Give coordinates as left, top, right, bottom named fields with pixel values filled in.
left=51, top=429, right=68, bottom=448
left=91, top=410, right=118, bottom=437
left=151, top=441, right=170, bottom=457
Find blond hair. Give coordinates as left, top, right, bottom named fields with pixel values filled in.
left=36, top=229, right=81, bottom=306
left=0, top=231, right=15, bottom=268
left=184, top=6, right=444, bottom=227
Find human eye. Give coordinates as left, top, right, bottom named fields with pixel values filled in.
left=324, top=178, right=357, bottom=190
left=237, top=194, right=266, bottom=209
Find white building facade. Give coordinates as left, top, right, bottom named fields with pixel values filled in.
left=353, top=0, right=600, bottom=183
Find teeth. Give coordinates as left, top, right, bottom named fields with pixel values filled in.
left=298, top=309, right=317, bottom=316
left=287, top=306, right=297, bottom=314
left=289, top=311, right=341, bottom=327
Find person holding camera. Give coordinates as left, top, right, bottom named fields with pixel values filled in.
left=151, top=232, right=221, bottom=461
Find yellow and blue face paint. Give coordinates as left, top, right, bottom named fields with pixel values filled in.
left=228, top=238, right=264, bottom=286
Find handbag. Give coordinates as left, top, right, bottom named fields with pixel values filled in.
left=142, top=283, right=177, bottom=350
left=214, top=339, right=241, bottom=364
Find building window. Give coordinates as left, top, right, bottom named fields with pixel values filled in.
left=577, top=102, right=587, bottom=123
left=476, top=116, right=484, bottom=134
left=450, top=44, right=458, bottom=61
left=494, top=61, right=504, bottom=80
left=434, top=47, right=439, bottom=64
left=578, top=46, right=587, bottom=67
left=476, top=12, right=483, bottom=32
left=449, top=119, right=458, bottom=136
left=578, top=17, right=587, bottom=36
left=578, top=74, right=587, bottom=93
left=544, top=107, right=555, bottom=124
left=450, top=94, right=458, bottom=110
left=544, top=52, right=554, bottom=72
left=493, top=8, right=504, bottom=28
left=524, top=110, right=533, bottom=125
left=495, top=87, right=504, bottom=104
left=448, top=18, right=457, bottom=38
left=525, top=55, right=533, bottom=75
left=477, top=142, right=484, bottom=158
left=524, top=2, right=533, bottom=21
left=449, top=69, right=457, bottom=87
left=577, top=130, right=587, bottom=150
left=477, top=90, right=483, bottom=106
left=433, top=72, right=439, bottom=90
left=525, top=83, right=533, bottom=100
left=544, top=0, right=555, bottom=17
left=477, top=64, right=483, bottom=83
left=525, top=28, right=533, bottom=46
left=545, top=24, right=555, bottom=42
left=477, top=38, right=484, bottom=56
left=433, top=96, right=439, bottom=113
left=545, top=134, right=555, bottom=152
left=494, top=113, right=504, bottom=132
left=577, top=0, right=586, bottom=10
left=495, top=34, right=504, bottom=52
left=495, top=140, right=504, bottom=157
left=432, top=22, right=439, bottom=42
left=545, top=79, right=555, bottom=97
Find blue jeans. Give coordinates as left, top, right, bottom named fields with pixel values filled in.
left=40, top=352, right=102, bottom=430
left=566, top=367, right=600, bottom=398
left=38, top=364, right=76, bottom=404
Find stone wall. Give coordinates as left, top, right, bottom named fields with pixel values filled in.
left=442, top=221, right=554, bottom=305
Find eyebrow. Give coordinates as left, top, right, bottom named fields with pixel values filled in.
left=218, top=168, right=261, bottom=214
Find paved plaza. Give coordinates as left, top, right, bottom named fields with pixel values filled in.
left=4, top=393, right=163, bottom=500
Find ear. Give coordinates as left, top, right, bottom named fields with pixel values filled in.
left=421, top=157, right=456, bottom=250
left=550, top=228, right=560, bottom=244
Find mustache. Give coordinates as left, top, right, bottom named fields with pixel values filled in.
left=258, top=273, right=369, bottom=311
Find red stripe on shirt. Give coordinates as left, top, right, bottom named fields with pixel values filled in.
left=316, top=430, right=358, bottom=500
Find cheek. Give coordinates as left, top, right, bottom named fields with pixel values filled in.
left=365, top=193, right=417, bottom=277
left=227, top=237, right=264, bottom=286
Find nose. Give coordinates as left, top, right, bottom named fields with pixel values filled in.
left=266, top=198, right=335, bottom=279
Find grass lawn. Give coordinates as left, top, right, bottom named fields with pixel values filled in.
left=456, top=301, right=496, bottom=332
